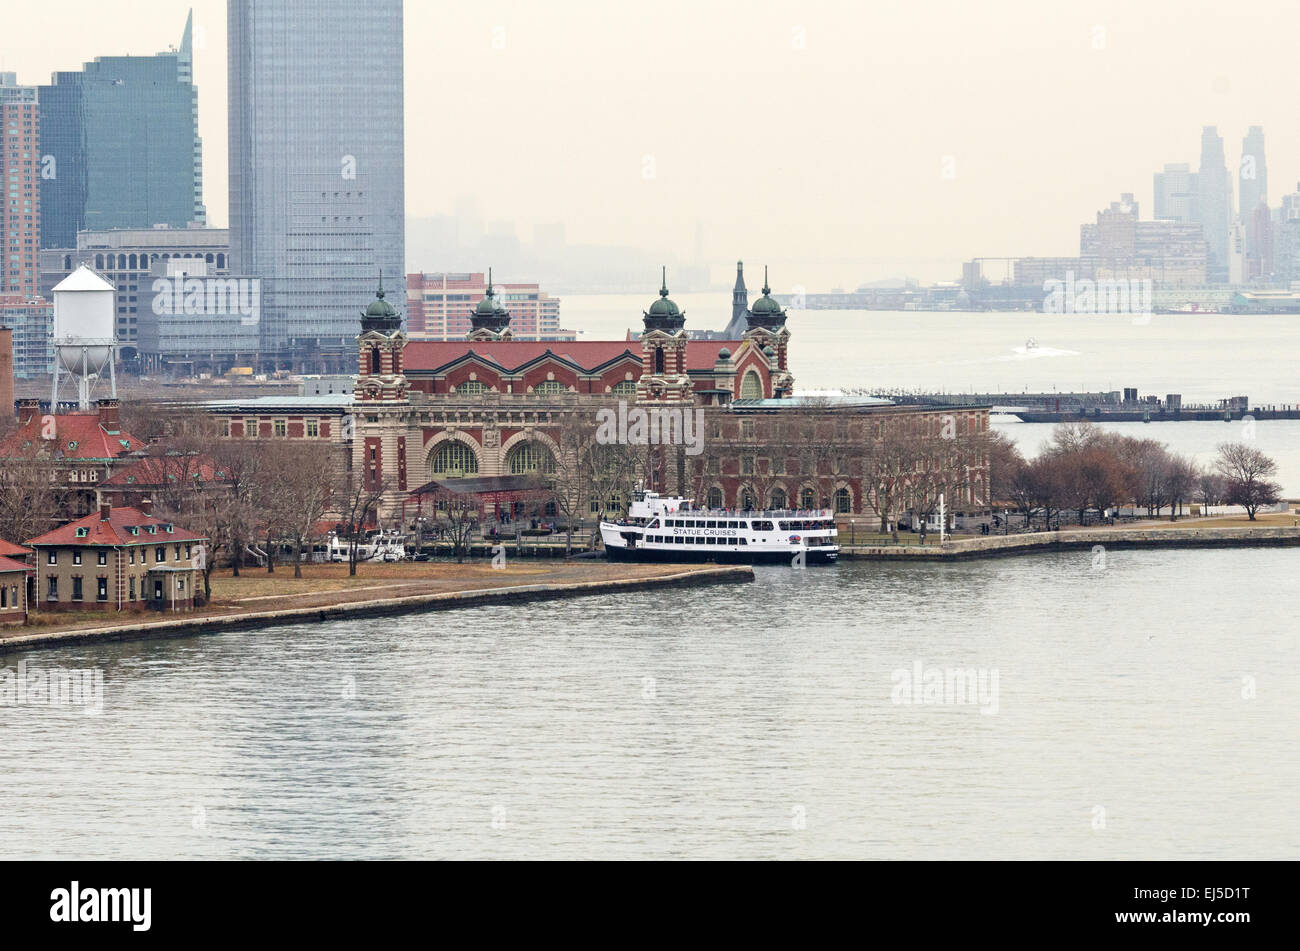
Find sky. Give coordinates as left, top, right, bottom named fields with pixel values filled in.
left=3, top=0, right=1299, bottom=287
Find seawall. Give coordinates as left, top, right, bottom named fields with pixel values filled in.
left=1, top=565, right=754, bottom=654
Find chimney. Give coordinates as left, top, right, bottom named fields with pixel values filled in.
left=140, top=498, right=153, bottom=516
left=16, top=397, right=40, bottom=426
left=98, top=398, right=121, bottom=434
left=100, top=502, right=112, bottom=522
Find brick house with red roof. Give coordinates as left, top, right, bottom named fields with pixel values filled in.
left=3, top=398, right=146, bottom=518
left=25, top=501, right=206, bottom=612
left=0, top=553, right=32, bottom=625
left=98, top=454, right=232, bottom=510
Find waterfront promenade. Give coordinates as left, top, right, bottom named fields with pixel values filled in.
left=841, top=514, right=1300, bottom=559
left=1, top=562, right=753, bottom=653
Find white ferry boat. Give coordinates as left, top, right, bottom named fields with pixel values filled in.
left=600, top=491, right=839, bottom=564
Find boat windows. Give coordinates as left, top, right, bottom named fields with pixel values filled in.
left=752, top=520, right=774, bottom=532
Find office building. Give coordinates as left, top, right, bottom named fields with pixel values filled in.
left=38, top=13, right=205, bottom=249
left=405, top=272, right=569, bottom=340
left=228, top=0, right=405, bottom=371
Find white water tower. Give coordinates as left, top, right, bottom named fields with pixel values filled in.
left=51, top=264, right=118, bottom=410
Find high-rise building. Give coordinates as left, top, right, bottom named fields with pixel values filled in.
left=228, top=0, right=405, bottom=371
left=38, top=13, right=206, bottom=250
left=1153, top=163, right=1198, bottom=224
left=405, top=272, right=568, bottom=340
left=1196, top=127, right=1234, bottom=282
left=1080, top=194, right=1208, bottom=287
left=1239, top=126, right=1268, bottom=227
left=1, top=73, right=41, bottom=297
left=1239, top=126, right=1269, bottom=273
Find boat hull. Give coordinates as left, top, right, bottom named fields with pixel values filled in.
left=602, top=543, right=838, bottom=565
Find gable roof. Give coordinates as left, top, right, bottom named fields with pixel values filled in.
left=101, top=454, right=228, bottom=489
left=405, top=339, right=748, bottom=375
left=0, top=554, right=32, bottom=575
left=2, top=412, right=145, bottom=462
left=0, top=539, right=33, bottom=559
left=25, top=506, right=207, bottom=548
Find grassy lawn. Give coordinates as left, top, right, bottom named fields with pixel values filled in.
left=207, top=561, right=566, bottom=601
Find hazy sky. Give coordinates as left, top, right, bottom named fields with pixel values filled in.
left=3, top=1, right=1298, bottom=286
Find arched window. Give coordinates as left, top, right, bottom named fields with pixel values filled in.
left=706, top=487, right=723, bottom=509
left=740, top=370, right=762, bottom=400
left=217, top=254, right=226, bottom=269
left=800, top=487, right=817, bottom=510
left=206, top=253, right=214, bottom=264
left=64, top=255, right=72, bottom=270
left=739, top=487, right=756, bottom=510
left=654, top=348, right=665, bottom=374
left=770, top=488, right=787, bottom=510
left=533, top=380, right=566, bottom=395
left=128, top=254, right=137, bottom=269
left=95, top=254, right=104, bottom=269
left=507, top=442, right=556, bottom=475
left=456, top=380, right=485, bottom=396
left=834, top=488, right=852, bottom=514
left=370, top=347, right=382, bottom=375
left=429, top=441, right=479, bottom=477
left=612, top=380, right=636, bottom=397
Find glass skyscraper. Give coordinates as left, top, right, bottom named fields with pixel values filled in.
left=228, top=0, right=405, bottom=370
left=38, top=13, right=206, bottom=250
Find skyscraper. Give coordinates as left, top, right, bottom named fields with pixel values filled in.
left=1239, top=126, right=1268, bottom=226
left=228, top=0, right=405, bottom=371
left=0, top=73, right=41, bottom=297
left=38, top=12, right=205, bottom=249
left=1196, top=127, right=1233, bottom=283
left=1240, top=126, right=1268, bottom=270
left=1153, top=163, right=1198, bottom=224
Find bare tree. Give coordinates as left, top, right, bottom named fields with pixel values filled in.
left=334, top=471, right=390, bottom=576
left=0, top=448, right=66, bottom=544
left=1214, top=442, right=1281, bottom=520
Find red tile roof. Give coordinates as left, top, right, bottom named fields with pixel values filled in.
left=0, top=554, right=31, bottom=575
left=2, top=412, right=144, bottom=461
left=0, top=539, right=32, bottom=559
left=25, top=506, right=207, bottom=548
left=404, top=339, right=746, bottom=374
left=101, top=455, right=228, bottom=489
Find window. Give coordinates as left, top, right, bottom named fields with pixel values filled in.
left=612, top=380, right=636, bottom=397
left=740, top=371, right=762, bottom=400
left=507, top=442, right=556, bottom=475
left=47, top=577, right=58, bottom=599
left=245, top=418, right=257, bottom=439
left=156, top=547, right=166, bottom=563
left=274, top=419, right=287, bottom=438
left=97, top=551, right=107, bottom=566
left=306, top=419, right=320, bottom=438
left=97, top=577, right=108, bottom=602
left=47, top=551, right=57, bottom=565
left=429, top=441, right=479, bottom=477
left=653, top=349, right=665, bottom=374
left=153, top=581, right=163, bottom=601
left=800, top=487, right=817, bottom=510
left=707, top=487, right=724, bottom=509
left=533, top=380, right=566, bottom=395
left=770, top=488, right=787, bottom=510
left=73, top=551, right=82, bottom=566
left=741, top=455, right=755, bottom=476
left=457, top=380, right=485, bottom=396
left=834, top=488, right=852, bottom=514
left=129, top=577, right=135, bottom=601
left=72, top=577, right=83, bottom=601
left=129, top=549, right=135, bottom=565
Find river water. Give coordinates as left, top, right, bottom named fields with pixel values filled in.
left=2, top=552, right=1295, bottom=860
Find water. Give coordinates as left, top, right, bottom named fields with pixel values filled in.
left=2, top=551, right=1295, bottom=860
left=565, top=296, right=1300, bottom=490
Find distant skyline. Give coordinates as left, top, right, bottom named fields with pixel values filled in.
left=4, top=1, right=1300, bottom=287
